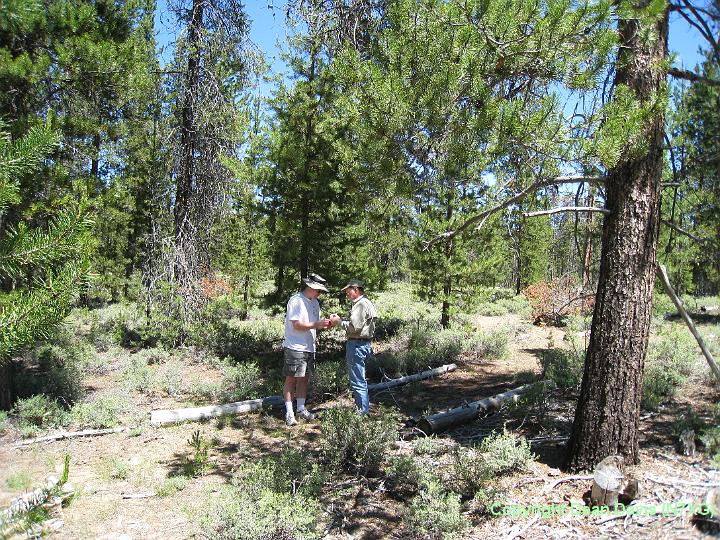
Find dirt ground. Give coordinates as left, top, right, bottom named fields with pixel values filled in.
left=1, top=313, right=719, bottom=539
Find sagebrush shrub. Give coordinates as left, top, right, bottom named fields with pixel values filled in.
left=642, top=327, right=698, bottom=410
left=540, top=347, right=584, bottom=389
left=405, top=480, right=468, bottom=540
left=240, top=447, right=326, bottom=498
left=195, top=486, right=320, bottom=540
left=221, top=360, right=262, bottom=401
left=121, top=356, right=154, bottom=393
left=70, top=393, right=129, bottom=429
left=312, top=360, right=346, bottom=397
left=320, top=407, right=398, bottom=476
left=386, top=455, right=432, bottom=497
left=477, top=429, right=535, bottom=476
left=13, top=333, right=92, bottom=406
left=14, top=395, right=67, bottom=436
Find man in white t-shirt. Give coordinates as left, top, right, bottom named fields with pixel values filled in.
left=282, top=273, right=331, bottom=426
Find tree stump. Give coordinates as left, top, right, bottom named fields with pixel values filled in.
left=590, top=455, right=624, bottom=507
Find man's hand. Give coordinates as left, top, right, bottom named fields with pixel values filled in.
left=291, top=319, right=330, bottom=331
left=329, top=314, right=342, bottom=327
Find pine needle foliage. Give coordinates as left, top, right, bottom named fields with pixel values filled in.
left=0, top=122, right=93, bottom=362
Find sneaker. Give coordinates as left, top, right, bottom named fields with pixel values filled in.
left=297, top=409, right=315, bottom=421
left=285, top=412, right=297, bottom=426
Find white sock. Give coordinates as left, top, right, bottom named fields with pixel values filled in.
left=296, top=397, right=306, bottom=411
left=285, top=401, right=294, bottom=415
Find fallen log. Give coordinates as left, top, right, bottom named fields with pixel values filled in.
left=151, top=365, right=458, bottom=426
left=15, top=427, right=128, bottom=447
left=418, top=381, right=548, bottom=434
left=1, top=475, right=60, bottom=524
left=368, top=364, right=457, bottom=392
left=656, top=264, right=720, bottom=384
left=150, top=395, right=284, bottom=426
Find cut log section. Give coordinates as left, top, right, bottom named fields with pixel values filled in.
left=590, top=455, right=624, bottom=507
left=151, top=396, right=284, bottom=426
left=368, top=364, right=457, bottom=392
left=418, top=381, right=548, bottom=434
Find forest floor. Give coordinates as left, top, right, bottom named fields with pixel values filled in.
left=1, top=312, right=719, bottom=539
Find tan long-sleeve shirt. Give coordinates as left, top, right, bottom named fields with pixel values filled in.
left=341, top=295, right=378, bottom=340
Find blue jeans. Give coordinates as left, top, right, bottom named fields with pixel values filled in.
left=346, top=340, right=372, bottom=414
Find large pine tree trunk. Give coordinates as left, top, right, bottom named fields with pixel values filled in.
left=565, top=5, right=668, bottom=471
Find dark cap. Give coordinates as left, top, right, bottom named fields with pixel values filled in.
left=341, top=278, right=365, bottom=291
left=302, top=273, right=329, bottom=292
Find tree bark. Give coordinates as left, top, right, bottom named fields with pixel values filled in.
left=0, top=362, right=14, bottom=410
left=441, top=198, right=453, bottom=329
left=565, top=5, right=668, bottom=471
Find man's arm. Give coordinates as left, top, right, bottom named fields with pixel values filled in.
left=291, top=319, right=328, bottom=331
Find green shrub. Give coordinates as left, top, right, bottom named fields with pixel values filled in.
left=221, top=360, right=262, bottom=401
left=0, top=410, right=8, bottom=433
left=312, top=360, right=346, bottom=397
left=69, top=393, right=130, bottom=429
left=189, top=381, right=223, bottom=403
left=386, top=455, right=432, bottom=497
left=185, top=429, right=214, bottom=477
left=405, top=480, right=469, bottom=540
left=13, top=395, right=67, bottom=436
left=475, top=302, right=509, bottom=316
left=241, top=447, right=326, bottom=498
left=701, top=427, right=720, bottom=462
left=6, top=470, right=33, bottom=491
left=413, top=436, right=445, bottom=456
left=497, top=295, right=533, bottom=317
left=447, top=447, right=493, bottom=497
left=103, top=457, right=130, bottom=480
left=88, top=303, right=138, bottom=349
left=370, top=352, right=406, bottom=379
left=651, top=292, right=676, bottom=318
left=467, top=330, right=509, bottom=360
left=193, top=484, right=321, bottom=540
left=540, top=348, right=585, bottom=389
left=202, top=317, right=284, bottom=361
left=156, top=359, right=184, bottom=397
left=13, top=334, right=92, bottom=406
left=477, top=429, right=535, bottom=476
left=133, top=346, right=171, bottom=365
left=156, top=475, right=189, bottom=497
left=121, top=356, right=154, bottom=393
left=320, top=407, right=398, bottom=476
left=642, top=327, right=698, bottom=410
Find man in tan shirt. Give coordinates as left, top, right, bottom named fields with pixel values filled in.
left=330, top=279, right=378, bottom=414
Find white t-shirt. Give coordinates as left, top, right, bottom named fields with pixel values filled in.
left=282, top=292, right=320, bottom=353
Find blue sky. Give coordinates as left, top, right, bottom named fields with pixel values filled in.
left=156, top=0, right=709, bottom=91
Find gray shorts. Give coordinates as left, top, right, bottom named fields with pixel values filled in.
left=283, top=348, right=315, bottom=378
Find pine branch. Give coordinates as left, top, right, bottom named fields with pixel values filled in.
left=0, top=257, right=90, bottom=361
left=0, top=202, right=94, bottom=279
left=523, top=206, right=610, bottom=217
left=0, top=123, right=60, bottom=216
left=668, top=67, right=720, bottom=87
left=424, top=174, right=606, bottom=248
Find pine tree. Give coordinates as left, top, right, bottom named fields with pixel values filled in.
left=0, top=122, right=93, bottom=407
